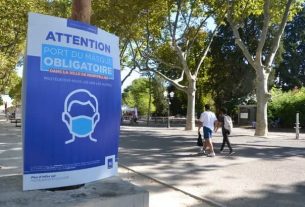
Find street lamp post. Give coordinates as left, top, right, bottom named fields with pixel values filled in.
left=163, top=91, right=175, bottom=128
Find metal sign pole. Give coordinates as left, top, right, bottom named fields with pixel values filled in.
left=295, top=113, right=300, bottom=139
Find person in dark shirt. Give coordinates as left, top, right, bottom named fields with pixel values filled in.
left=217, top=108, right=234, bottom=155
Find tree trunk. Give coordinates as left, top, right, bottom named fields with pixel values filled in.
left=147, top=76, right=152, bottom=126
left=71, top=0, right=91, bottom=23
left=185, top=80, right=196, bottom=130
left=255, top=68, right=269, bottom=136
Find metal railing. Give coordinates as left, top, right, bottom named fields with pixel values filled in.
left=121, top=116, right=187, bottom=127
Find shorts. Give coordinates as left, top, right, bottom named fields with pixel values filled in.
left=203, top=127, right=213, bottom=139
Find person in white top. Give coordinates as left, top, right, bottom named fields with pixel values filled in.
left=198, top=104, right=218, bottom=157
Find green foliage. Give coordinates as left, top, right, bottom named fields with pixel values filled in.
left=8, top=74, right=22, bottom=105
left=0, top=55, right=17, bottom=93
left=92, top=0, right=166, bottom=40
left=92, top=0, right=229, bottom=129
left=41, top=0, right=72, bottom=18
left=268, top=87, right=305, bottom=127
left=122, top=78, right=156, bottom=115
left=0, top=0, right=43, bottom=92
left=275, top=5, right=305, bottom=90
left=227, top=0, right=303, bottom=24
left=0, top=0, right=75, bottom=97
left=206, top=21, right=256, bottom=111
left=166, top=85, right=188, bottom=116
left=195, top=89, right=215, bottom=117
left=151, top=76, right=167, bottom=116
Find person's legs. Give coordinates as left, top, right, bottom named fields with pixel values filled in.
left=199, top=140, right=209, bottom=154
left=200, top=133, right=209, bottom=154
left=225, top=131, right=233, bottom=153
left=220, top=130, right=226, bottom=151
left=223, top=129, right=233, bottom=154
left=207, top=138, right=215, bottom=155
left=203, top=127, right=210, bottom=152
left=203, top=140, right=208, bottom=150
left=203, top=127, right=215, bottom=156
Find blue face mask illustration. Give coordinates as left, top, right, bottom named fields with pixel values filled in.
left=62, top=89, right=100, bottom=144
left=71, top=115, right=94, bottom=137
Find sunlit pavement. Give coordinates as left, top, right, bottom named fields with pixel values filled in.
left=0, top=120, right=22, bottom=177
left=119, top=126, right=305, bottom=207
left=0, top=120, right=209, bottom=207
left=1, top=119, right=305, bottom=207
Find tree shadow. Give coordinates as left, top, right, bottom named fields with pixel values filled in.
left=119, top=127, right=305, bottom=207
left=223, top=182, right=305, bottom=207
left=119, top=128, right=305, bottom=167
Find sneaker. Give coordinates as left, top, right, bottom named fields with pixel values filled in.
left=207, top=152, right=216, bottom=157
left=228, top=151, right=235, bottom=155
left=199, top=148, right=207, bottom=155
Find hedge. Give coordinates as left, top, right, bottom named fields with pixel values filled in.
left=268, top=88, right=305, bottom=128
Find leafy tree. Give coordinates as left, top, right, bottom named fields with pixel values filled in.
left=224, top=0, right=303, bottom=136
left=128, top=1, right=223, bottom=130
left=0, top=0, right=75, bottom=95
left=8, top=74, right=22, bottom=105
left=275, top=5, right=305, bottom=90
left=168, top=84, right=188, bottom=117
left=268, top=87, right=305, bottom=127
left=207, top=21, right=257, bottom=111
left=90, top=1, right=224, bottom=129
left=91, top=0, right=167, bottom=86
left=151, top=76, right=167, bottom=116
left=41, top=0, right=72, bottom=18
left=122, top=78, right=156, bottom=115
left=0, top=0, right=43, bottom=93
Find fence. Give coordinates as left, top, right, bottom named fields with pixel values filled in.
left=121, top=116, right=187, bottom=127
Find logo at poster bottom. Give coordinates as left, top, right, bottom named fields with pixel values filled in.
left=62, top=89, right=100, bottom=144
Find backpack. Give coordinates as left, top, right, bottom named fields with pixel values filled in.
left=197, top=132, right=203, bottom=146
left=224, top=115, right=233, bottom=132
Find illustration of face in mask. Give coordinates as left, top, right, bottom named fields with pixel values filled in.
left=71, top=115, right=94, bottom=136
left=62, top=89, right=100, bottom=144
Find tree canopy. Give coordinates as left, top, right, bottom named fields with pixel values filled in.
left=2, top=0, right=305, bottom=133
left=122, top=78, right=156, bottom=115
left=223, top=0, right=304, bottom=136
left=207, top=21, right=256, bottom=110
left=0, top=0, right=43, bottom=93
left=275, top=5, right=305, bottom=90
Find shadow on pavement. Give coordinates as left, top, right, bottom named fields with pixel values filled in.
left=119, top=127, right=305, bottom=207
left=120, top=129, right=305, bottom=165
left=224, top=182, right=305, bottom=207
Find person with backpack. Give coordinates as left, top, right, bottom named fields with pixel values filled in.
left=217, top=108, right=234, bottom=155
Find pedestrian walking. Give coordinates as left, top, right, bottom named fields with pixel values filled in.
left=198, top=104, right=218, bottom=157
left=217, top=108, right=234, bottom=155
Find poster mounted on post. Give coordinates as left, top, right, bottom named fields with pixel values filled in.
left=23, top=13, right=121, bottom=190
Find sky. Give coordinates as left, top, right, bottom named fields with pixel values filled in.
left=0, top=95, right=13, bottom=112
left=17, top=65, right=23, bottom=77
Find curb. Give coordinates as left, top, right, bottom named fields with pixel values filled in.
left=119, top=163, right=227, bottom=207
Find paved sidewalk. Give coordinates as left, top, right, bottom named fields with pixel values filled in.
left=119, top=126, right=305, bottom=207
left=0, top=120, right=22, bottom=177
left=1, top=119, right=305, bottom=207
left=0, top=120, right=210, bottom=207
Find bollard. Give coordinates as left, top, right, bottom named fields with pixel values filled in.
left=295, top=113, right=300, bottom=139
